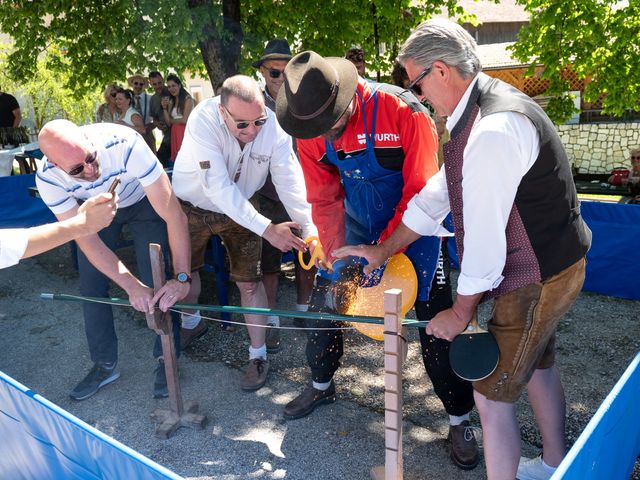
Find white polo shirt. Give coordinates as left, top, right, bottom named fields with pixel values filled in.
left=36, top=123, right=163, bottom=214
left=172, top=96, right=317, bottom=238
left=0, top=229, right=28, bottom=269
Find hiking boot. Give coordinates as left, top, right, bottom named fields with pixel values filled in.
left=240, top=358, right=269, bottom=391
left=517, top=455, right=556, bottom=480
left=265, top=326, right=281, bottom=354
left=283, top=381, right=336, bottom=420
left=70, top=362, right=120, bottom=401
left=153, top=359, right=168, bottom=399
left=448, top=421, right=480, bottom=470
left=180, top=320, right=209, bottom=350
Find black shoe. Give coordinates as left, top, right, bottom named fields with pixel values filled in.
left=153, top=360, right=168, bottom=399
left=265, top=326, right=281, bottom=354
left=70, top=362, right=120, bottom=401
left=283, top=381, right=336, bottom=420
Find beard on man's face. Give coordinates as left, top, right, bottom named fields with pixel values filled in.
left=323, top=122, right=349, bottom=142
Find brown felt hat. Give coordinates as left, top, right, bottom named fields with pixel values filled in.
left=252, top=39, right=292, bottom=68
left=275, top=51, right=358, bottom=139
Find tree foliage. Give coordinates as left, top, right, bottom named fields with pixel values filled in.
left=0, top=0, right=466, bottom=95
left=512, top=0, right=640, bottom=121
left=0, top=43, right=99, bottom=128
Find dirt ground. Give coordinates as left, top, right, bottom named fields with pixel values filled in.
left=2, top=242, right=640, bottom=479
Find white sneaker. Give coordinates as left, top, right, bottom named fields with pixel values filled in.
left=517, top=455, right=557, bottom=480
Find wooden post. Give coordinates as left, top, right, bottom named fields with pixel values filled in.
left=145, top=243, right=207, bottom=439
left=371, top=288, right=404, bottom=480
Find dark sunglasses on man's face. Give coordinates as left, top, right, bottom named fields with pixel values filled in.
left=407, top=65, right=432, bottom=97
left=223, top=105, right=268, bottom=130
left=267, top=68, right=285, bottom=79
left=66, top=151, right=98, bottom=177
left=133, top=81, right=144, bottom=86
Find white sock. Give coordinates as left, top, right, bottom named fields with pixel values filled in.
left=296, top=303, right=309, bottom=312
left=181, top=310, right=201, bottom=329
left=313, top=380, right=332, bottom=391
left=449, top=413, right=470, bottom=426
left=249, top=345, right=267, bottom=360
left=267, top=315, right=280, bottom=327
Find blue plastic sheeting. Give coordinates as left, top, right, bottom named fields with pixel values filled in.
left=580, top=201, right=640, bottom=300
left=553, top=353, right=640, bottom=479
left=0, top=173, right=55, bottom=228
left=445, top=201, right=640, bottom=300
left=0, top=371, right=183, bottom=480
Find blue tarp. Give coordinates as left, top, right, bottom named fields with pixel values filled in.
left=446, top=201, right=640, bottom=300
left=0, top=174, right=55, bottom=228
left=0, top=371, right=183, bottom=480
left=553, top=352, right=640, bottom=479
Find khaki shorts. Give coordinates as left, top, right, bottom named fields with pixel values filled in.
left=258, top=194, right=292, bottom=275
left=181, top=200, right=263, bottom=283
left=474, top=258, right=586, bottom=402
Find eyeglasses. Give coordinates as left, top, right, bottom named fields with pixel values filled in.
left=267, top=68, right=285, bottom=79
left=632, top=155, right=640, bottom=160
left=223, top=105, right=268, bottom=129
left=66, top=151, right=98, bottom=177
left=406, top=66, right=432, bottom=97
left=133, top=82, right=144, bottom=86
left=110, top=92, right=117, bottom=98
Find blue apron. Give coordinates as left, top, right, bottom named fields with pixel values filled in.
left=322, top=88, right=439, bottom=300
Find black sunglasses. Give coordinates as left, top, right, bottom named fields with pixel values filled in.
left=267, top=68, right=285, bottom=79
left=67, top=151, right=98, bottom=177
left=223, top=105, right=268, bottom=129
left=407, top=65, right=432, bottom=97
left=110, top=92, right=117, bottom=97
left=133, top=81, right=144, bottom=86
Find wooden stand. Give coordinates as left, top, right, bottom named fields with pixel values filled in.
left=145, top=243, right=206, bottom=439
left=371, top=289, right=406, bottom=480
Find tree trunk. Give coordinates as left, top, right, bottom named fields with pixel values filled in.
left=188, top=0, right=243, bottom=92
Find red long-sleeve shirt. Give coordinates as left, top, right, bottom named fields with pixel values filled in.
left=297, top=79, right=439, bottom=259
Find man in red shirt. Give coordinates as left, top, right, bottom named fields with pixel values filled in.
left=276, top=51, right=479, bottom=470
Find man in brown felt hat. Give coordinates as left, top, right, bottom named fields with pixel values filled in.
left=275, top=51, right=480, bottom=470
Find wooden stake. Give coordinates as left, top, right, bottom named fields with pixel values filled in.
left=145, top=243, right=207, bottom=439
left=371, top=288, right=404, bottom=480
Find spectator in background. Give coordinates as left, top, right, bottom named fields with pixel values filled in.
left=95, top=84, right=119, bottom=123
left=345, top=46, right=366, bottom=77
left=162, top=74, right=194, bottom=164
left=148, top=71, right=172, bottom=166
left=0, top=88, right=22, bottom=128
left=128, top=73, right=156, bottom=153
left=114, top=89, right=146, bottom=136
left=251, top=38, right=316, bottom=352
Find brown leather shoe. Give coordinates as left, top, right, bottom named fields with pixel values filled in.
left=283, top=381, right=336, bottom=420
left=180, top=320, right=209, bottom=350
left=240, top=358, right=269, bottom=391
left=265, top=326, right=281, bottom=354
left=448, top=421, right=480, bottom=470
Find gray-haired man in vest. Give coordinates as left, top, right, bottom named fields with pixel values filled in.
left=335, top=19, right=591, bottom=480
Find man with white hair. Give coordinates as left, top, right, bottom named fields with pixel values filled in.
left=171, top=75, right=317, bottom=392
left=335, top=19, right=591, bottom=480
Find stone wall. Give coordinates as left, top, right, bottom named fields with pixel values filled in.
left=557, top=122, right=640, bottom=174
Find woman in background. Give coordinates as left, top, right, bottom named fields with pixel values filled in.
left=114, top=88, right=146, bottom=136
left=95, top=84, right=119, bottom=123
left=161, top=74, right=194, bottom=163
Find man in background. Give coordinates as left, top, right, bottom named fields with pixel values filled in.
left=148, top=71, right=172, bottom=166
left=0, top=88, right=21, bottom=128
left=128, top=73, right=156, bottom=154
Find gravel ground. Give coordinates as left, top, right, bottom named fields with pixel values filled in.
left=1, top=242, right=639, bottom=479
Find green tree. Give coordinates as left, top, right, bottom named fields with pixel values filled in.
left=0, top=44, right=100, bottom=128
left=511, top=0, right=640, bottom=122
left=0, top=0, right=467, bottom=94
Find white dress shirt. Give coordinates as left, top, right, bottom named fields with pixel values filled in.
left=171, top=96, right=317, bottom=239
left=402, top=74, right=540, bottom=296
left=0, top=229, right=28, bottom=269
